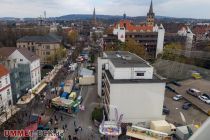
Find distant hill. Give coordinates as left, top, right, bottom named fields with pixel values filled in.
left=57, top=14, right=210, bottom=23
left=1, top=14, right=210, bottom=24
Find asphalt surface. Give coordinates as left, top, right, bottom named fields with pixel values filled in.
left=168, top=79, right=210, bottom=114
left=164, top=88, right=209, bottom=126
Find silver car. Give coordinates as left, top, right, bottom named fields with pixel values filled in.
left=198, top=95, right=210, bottom=104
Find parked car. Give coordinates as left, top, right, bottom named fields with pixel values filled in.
left=202, top=92, right=210, bottom=100
left=182, top=102, right=192, bottom=110
left=192, top=72, right=202, bottom=79
left=173, top=95, right=183, bottom=101
left=186, top=88, right=201, bottom=97
left=198, top=95, right=210, bottom=104
left=171, top=81, right=181, bottom=87
left=163, top=105, right=170, bottom=115
left=165, top=85, right=176, bottom=93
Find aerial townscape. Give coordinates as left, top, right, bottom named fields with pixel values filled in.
left=0, top=0, right=210, bottom=140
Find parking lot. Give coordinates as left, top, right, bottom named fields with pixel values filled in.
left=164, top=89, right=208, bottom=126
left=168, top=79, right=210, bottom=114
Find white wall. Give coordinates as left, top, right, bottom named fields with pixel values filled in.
left=8, top=50, right=30, bottom=65
left=113, top=67, right=154, bottom=80
left=113, top=25, right=125, bottom=42
left=8, top=50, right=41, bottom=88
left=109, top=82, right=166, bottom=126
left=30, top=59, right=41, bottom=87
left=97, top=58, right=109, bottom=97
left=0, top=74, right=13, bottom=111
left=156, top=26, right=165, bottom=57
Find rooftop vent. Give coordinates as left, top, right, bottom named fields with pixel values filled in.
left=122, top=55, right=132, bottom=60
left=116, top=54, right=121, bottom=58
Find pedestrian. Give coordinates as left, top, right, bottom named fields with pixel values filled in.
left=75, top=128, right=79, bottom=134
left=79, top=126, right=82, bottom=131
left=50, top=118, right=53, bottom=124
left=74, top=120, right=76, bottom=127
left=73, top=136, right=78, bottom=140
left=63, top=125, right=65, bottom=132
left=60, top=115, right=63, bottom=121
left=54, top=115, right=57, bottom=120
left=65, top=124, right=67, bottom=129
left=68, top=135, right=72, bottom=140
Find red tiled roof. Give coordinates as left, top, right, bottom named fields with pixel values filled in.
left=0, top=64, right=9, bottom=77
left=192, top=25, right=210, bottom=35
left=114, top=19, right=153, bottom=32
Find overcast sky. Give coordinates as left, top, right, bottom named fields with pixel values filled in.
left=0, top=0, right=210, bottom=19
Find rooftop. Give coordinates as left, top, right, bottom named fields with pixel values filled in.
left=0, top=64, right=9, bottom=77
left=105, top=70, right=163, bottom=84
left=103, top=51, right=151, bottom=68
left=17, top=34, right=62, bottom=43
left=0, top=47, right=39, bottom=62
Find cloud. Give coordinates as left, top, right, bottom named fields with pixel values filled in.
left=0, top=0, right=209, bottom=18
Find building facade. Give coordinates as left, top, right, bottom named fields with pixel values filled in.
left=98, top=51, right=166, bottom=126
left=0, top=47, right=41, bottom=103
left=17, top=34, right=62, bottom=64
left=110, top=1, right=165, bottom=59
left=0, top=64, right=13, bottom=114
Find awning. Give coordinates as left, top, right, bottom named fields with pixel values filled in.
left=35, top=83, right=47, bottom=94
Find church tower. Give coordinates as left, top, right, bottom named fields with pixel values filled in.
left=92, top=7, right=96, bottom=26
left=147, top=0, right=155, bottom=26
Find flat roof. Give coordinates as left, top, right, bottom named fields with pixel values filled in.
left=105, top=70, right=164, bottom=84
left=103, top=51, right=151, bottom=68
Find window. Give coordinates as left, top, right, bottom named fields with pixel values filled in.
left=0, top=81, right=2, bottom=88
left=5, top=77, right=8, bottom=84
left=46, top=52, right=50, bottom=55
left=8, top=100, right=12, bottom=106
left=20, top=59, right=23, bottom=62
left=46, top=46, right=50, bottom=49
left=136, top=72, right=145, bottom=76
left=7, top=89, right=10, bottom=95
left=0, top=95, right=2, bottom=100
left=32, top=46, right=35, bottom=52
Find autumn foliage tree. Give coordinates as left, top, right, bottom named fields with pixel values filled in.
left=124, top=38, right=147, bottom=59
left=67, top=30, right=78, bottom=45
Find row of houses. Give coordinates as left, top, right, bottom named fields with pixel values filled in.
left=0, top=34, right=63, bottom=114
left=0, top=47, right=41, bottom=114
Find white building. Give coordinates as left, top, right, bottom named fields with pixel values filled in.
left=0, top=47, right=41, bottom=88
left=112, top=24, right=165, bottom=58
left=113, top=25, right=126, bottom=42
left=0, top=64, right=13, bottom=114
left=98, top=51, right=166, bottom=126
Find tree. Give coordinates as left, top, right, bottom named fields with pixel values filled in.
left=67, top=30, right=78, bottom=45
left=124, top=38, right=147, bottom=59
left=162, top=42, right=185, bottom=60
left=91, top=107, right=103, bottom=123
left=46, top=47, right=67, bottom=65
left=105, top=40, right=125, bottom=51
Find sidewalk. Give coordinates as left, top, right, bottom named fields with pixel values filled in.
left=0, top=106, right=21, bottom=125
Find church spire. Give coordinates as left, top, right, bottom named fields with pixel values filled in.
left=92, top=7, right=96, bottom=26
left=147, top=0, right=155, bottom=26
left=123, top=12, right=126, bottom=20
left=149, top=0, right=153, bottom=14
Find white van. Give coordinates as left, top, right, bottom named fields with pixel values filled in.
left=186, top=88, right=201, bottom=97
